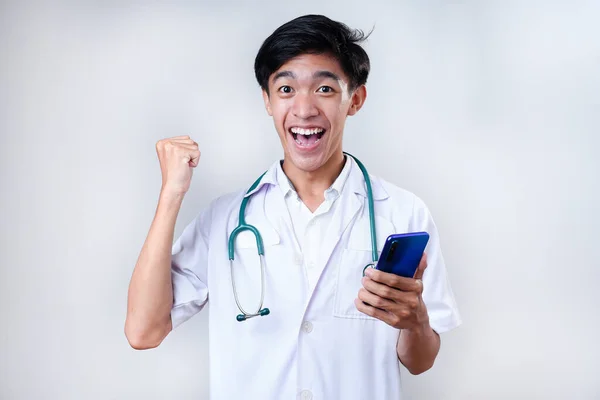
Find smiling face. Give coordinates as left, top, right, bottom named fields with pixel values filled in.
left=262, top=53, right=367, bottom=175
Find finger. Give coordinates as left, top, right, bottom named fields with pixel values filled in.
left=157, top=136, right=191, bottom=147
left=362, top=277, right=418, bottom=303
left=168, top=143, right=198, bottom=151
left=157, top=141, right=197, bottom=153
left=413, top=253, right=428, bottom=281
left=167, top=145, right=199, bottom=167
left=354, top=298, right=396, bottom=325
left=189, top=149, right=201, bottom=167
left=170, top=138, right=197, bottom=145
left=179, top=149, right=200, bottom=165
left=357, top=287, right=395, bottom=310
left=364, top=268, right=421, bottom=292
left=161, top=144, right=199, bottom=159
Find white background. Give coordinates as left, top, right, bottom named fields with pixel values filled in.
left=1, top=1, right=599, bottom=399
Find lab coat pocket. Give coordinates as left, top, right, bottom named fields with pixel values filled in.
left=333, top=248, right=378, bottom=320
left=333, top=216, right=395, bottom=320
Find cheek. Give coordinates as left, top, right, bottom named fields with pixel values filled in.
left=270, top=103, right=288, bottom=125
left=326, top=103, right=350, bottom=127
left=327, top=95, right=351, bottom=115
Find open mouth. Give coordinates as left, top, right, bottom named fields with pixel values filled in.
left=289, top=127, right=326, bottom=148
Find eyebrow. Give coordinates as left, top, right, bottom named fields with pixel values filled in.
left=313, top=70, right=341, bottom=81
left=272, top=70, right=296, bottom=82
left=272, top=70, right=341, bottom=84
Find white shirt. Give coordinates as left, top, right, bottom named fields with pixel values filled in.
left=276, top=156, right=352, bottom=293
left=170, top=156, right=462, bottom=400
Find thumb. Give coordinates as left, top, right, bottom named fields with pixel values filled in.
left=189, top=149, right=201, bottom=167
left=413, top=252, right=428, bottom=280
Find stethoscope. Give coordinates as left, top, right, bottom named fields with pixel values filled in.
left=228, top=152, right=378, bottom=321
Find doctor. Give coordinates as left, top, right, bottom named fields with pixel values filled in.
left=125, top=14, right=461, bottom=399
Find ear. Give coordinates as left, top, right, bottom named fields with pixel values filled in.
left=262, top=89, right=273, bottom=116
left=347, top=85, right=367, bottom=116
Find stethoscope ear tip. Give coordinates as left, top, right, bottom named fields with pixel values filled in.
left=236, top=314, right=247, bottom=322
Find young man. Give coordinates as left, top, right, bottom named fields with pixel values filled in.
left=125, top=14, right=461, bottom=399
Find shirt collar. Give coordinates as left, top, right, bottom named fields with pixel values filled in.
left=325, top=155, right=352, bottom=200
left=274, top=156, right=352, bottom=201
left=243, top=154, right=389, bottom=201
left=276, top=160, right=295, bottom=198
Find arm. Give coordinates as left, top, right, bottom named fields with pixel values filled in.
left=394, top=195, right=462, bottom=372
left=125, top=135, right=200, bottom=350
left=396, top=313, right=440, bottom=374
left=124, top=191, right=182, bottom=349
left=355, top=254, right=440, bottom=374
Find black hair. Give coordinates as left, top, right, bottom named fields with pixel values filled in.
left=254, top=14, right=372, bottom=95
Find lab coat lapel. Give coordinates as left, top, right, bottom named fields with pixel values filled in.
left=240, top=161, right=292, bottom=253
left=315, top=163, right=364, bottom=272
left=262, top=182, right=301, bottom=255
left=318, top=193, right=361, bottom=271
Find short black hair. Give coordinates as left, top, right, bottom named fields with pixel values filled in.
left=254, top=14, right=372, bottom=94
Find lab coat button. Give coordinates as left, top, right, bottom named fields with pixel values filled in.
left=294, top=255, right=303, bottom=266
left=302, top=321, right=313, bottom=333
left=299, top=390, right=313, bottom=400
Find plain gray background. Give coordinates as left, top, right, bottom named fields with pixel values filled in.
left=1, top=1, right=599, bottom=399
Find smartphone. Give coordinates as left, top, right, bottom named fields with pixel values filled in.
left=375, top=232, right=429, bottom=278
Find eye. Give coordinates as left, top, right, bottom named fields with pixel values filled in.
left=317, top=86, right=334, bottom=93
left=278, top=86, right=293, bottom=94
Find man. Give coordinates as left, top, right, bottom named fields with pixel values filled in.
left=125, top=14, right=461, bottom=399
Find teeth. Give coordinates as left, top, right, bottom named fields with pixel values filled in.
left=291, top=127, right=325, bottom=135
left=295, top=137, right=321, bottom=145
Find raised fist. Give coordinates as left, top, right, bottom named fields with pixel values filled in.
left=155, top=135, right=200, bottom=195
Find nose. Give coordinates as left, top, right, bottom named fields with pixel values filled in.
left=292, top=92, right=319, bottom=119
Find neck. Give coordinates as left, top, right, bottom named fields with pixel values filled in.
left=282, top=152, right=345, bottom=210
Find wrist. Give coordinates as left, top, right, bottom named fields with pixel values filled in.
left=403, top=320, right=430, bottom=337
left=409, top=321, right=433, bottom=337
left=408, top=304, right=431, bottom=336
left=159, top=187, right=185, bottom=204
left=157, top=189, right=185, bottom=216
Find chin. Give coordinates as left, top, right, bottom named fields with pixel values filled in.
left=286, top=149, right=326, bottom=172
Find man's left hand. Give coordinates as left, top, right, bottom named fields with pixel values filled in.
left=354, top=253, right=429, bottom=330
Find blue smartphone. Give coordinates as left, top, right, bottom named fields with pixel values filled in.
left=375, top=232, right=429, bottom=278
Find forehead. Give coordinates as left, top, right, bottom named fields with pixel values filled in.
left=270, top=53, right=348, bottom=83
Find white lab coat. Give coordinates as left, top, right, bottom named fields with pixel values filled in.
left=170, top=156, right=462, bottom=400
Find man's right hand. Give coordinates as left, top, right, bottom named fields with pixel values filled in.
left=155, top=135, right=200, bottom=196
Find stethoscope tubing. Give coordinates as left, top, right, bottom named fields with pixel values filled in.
left=228, top=152, right=377, bottom=321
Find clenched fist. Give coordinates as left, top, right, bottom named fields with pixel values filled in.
left=155, top=135, right=200, bottom=196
